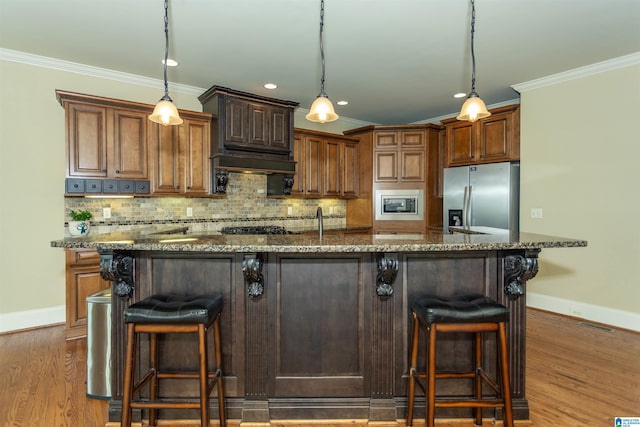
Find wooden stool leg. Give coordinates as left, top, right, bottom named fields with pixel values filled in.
left=149, top=332, right=158, bottom=427
left=198, top=324, right=210, bottom=427
left=474, top=331, right=483, bottom=425
left=426, top=325, right=437, bottom=427
left=214, top=315, right=226, bottom=426
left=498, top=322, right=514, bottom=427
left=406, top=313, right=419, bottom=427
left=121, top=324, right=136, bottom=427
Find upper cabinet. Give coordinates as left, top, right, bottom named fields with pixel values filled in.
left=149, top=114, right=213, bottom=196
left=441, top=104, right=520, bottom=167
left=199, top=86, right=299, bottom=188
left=373, top=130, right=426, bottom=183
left=63, top=100, right=148, bottom=180
left=281, top=128, right=359, bottom=199
left=57, top=90, right=214, bottom=197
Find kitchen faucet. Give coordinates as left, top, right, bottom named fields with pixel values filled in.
left=316, top=207, right=323, bottom=239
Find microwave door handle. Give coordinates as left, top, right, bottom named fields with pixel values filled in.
left=466, top=185, right=473, bottom=228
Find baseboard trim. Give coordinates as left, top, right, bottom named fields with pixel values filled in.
left=0, top=305, right=65, bottom=334
left=527, top=293, right=640, bottom=332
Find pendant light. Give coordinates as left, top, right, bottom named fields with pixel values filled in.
left=306, top=0, right=339, bottom=124
left=457, top=0, right=491, bottom=122
left=149, top=0, right=183, bottom=126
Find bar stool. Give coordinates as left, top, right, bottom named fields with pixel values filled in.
left=406, top=294, right=514, bottom=427
left=121, top=294, right=226, bottom=427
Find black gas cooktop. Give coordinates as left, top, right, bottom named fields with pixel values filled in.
left=220, top=225, right=288, bottom=235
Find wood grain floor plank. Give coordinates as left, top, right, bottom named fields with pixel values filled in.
left=1, top=309, right=638, bottom=426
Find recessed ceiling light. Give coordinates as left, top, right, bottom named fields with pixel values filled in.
left=264, top=83, right=278, bottom=90
left=453, top=92, right=467, bottom=98
left=337, top=100, right=348, bottom=106
left=162, top=58, right=178, bottom=67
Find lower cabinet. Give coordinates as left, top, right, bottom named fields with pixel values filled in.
left=65, top=248, right=110, bottom=340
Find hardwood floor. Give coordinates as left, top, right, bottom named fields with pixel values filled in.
left=1, top=309, right=638, bottom=427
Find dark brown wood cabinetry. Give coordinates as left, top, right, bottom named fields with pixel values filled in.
left=284, top=128, right=359, bottom=199
left=442, top=104, right=520, bottom=167
left=149, top=114, right=212, bottom=196
left=102, top=247, right=534, bottom=422
left=65, top=248, right=109, bottom=340
left=57, top=90, right=214, bottom=197
left=59, top=92, right=149, bottom=180
left=344, top=124, right=443, bottom=233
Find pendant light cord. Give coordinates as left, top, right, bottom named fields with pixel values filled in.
left=469, top=0, right=477, bottom=95
left=162, top=0, right=170, bottom=99
left=318, top=0, right=327, bottom=97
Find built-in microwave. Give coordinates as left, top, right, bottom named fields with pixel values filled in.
left=375, top=189, right=424, bottom=221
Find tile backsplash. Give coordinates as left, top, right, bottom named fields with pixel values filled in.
left=64, top=173, right=346, bottom=235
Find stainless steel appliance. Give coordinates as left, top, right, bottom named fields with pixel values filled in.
left=375, top=189, right=424, bottom=221
left=443, top=162, right=519, bottom=233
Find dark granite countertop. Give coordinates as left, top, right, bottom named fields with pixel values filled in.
left=51, top=226, right=587, bottom=253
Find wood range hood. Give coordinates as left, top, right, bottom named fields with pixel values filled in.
left=198, top=86, right=299, bottom=193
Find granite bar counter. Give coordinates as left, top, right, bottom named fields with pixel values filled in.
left=52, top=227, right=586, bottom=424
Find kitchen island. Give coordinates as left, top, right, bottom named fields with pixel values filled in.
left=52, top=228, right=586, bottom=425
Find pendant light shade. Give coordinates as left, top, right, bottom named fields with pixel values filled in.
left=306, top=95, right=339, bottom=124
left=306, top=0, right=338, bottom=123
left=149, top=96, right=183, bottom=126
left=457, top=91, right=490, bottom=122
left=457, top=0, right=490, bottom=123
left=149, top=0, right=182, bottom=126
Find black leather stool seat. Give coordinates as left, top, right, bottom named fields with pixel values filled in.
left=406, top=293, right=514, bottom=427
left=120, top=293, right=226, bottom=427
left=409, top=294, right=509, bottom=325
left=124, top=294, right=223, bottom=324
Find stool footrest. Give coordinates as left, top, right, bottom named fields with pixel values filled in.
left=130, top=398, right=210, bottom=410
left=435, top=398, right=507, bottom=408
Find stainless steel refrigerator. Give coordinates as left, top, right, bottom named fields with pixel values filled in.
left=443, top=162, right=519, bottom=233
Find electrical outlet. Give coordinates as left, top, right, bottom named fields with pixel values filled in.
left=530, top=208, right=543, bottom=219
left=103, top=207, right=111, bottom=219
left=329, top=206, right=334, bottom=215
left=287, top=206, right=293, bottom=216
left=186, top=207, right=193, bottom=217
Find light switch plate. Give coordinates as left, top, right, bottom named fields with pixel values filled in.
left=103, top=207, right=111, bottom=219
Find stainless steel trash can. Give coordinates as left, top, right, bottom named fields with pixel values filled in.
left=86, top=289, right=112, bottom=399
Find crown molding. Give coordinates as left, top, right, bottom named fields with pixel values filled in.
left=0, top=48, right=204, bottom=96
left=512, top=51, right=640, bottom=93
left=412, top=98, right=521, bottom=125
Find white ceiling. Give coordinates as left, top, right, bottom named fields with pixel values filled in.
left=1, top=0, right=639, bottom=125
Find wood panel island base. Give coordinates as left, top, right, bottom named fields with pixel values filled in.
left=51, top=228, right=586, bottom=425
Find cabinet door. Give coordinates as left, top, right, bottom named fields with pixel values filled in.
left=66, top=102, right=108, bottom=177
left=446, top=121, right=476, bottom=167
left=304, top=136, right=323, bottom=197
left=150, top=124, right=181, bottom=194
left=247, top=102, right=269, bottom=147
left=111, top=109, right=148, bottom=179
left=400, top=130, right=425, bottom=148
left=374, top=131, right=398, bottom=149
left=478, top=111, right=514, bottom=163
left=65, top=248, right=109, bottom=340
left=374, top=151, right=398, bottom=182
left=291, top=134, right=305, bottom=195
left=400, top=150, right=425, bottom=182
left=182, top=118, right=211, bottom=195
left=323, top=139, right=342, bottom=197
left=269, top=106, right=289, bottom=151
left=342, top=141, right=359, bottom=198
left=225, top=98, right=247, bottom=144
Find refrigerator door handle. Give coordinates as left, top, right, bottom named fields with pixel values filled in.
left=463, top=186, right=468, bottom=227
left=466, top=185, right=473, bottom=228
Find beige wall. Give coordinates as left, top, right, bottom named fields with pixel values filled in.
left=519, top=63, right=640, bottom=325
left=0, top=57, right=365, bottom=331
